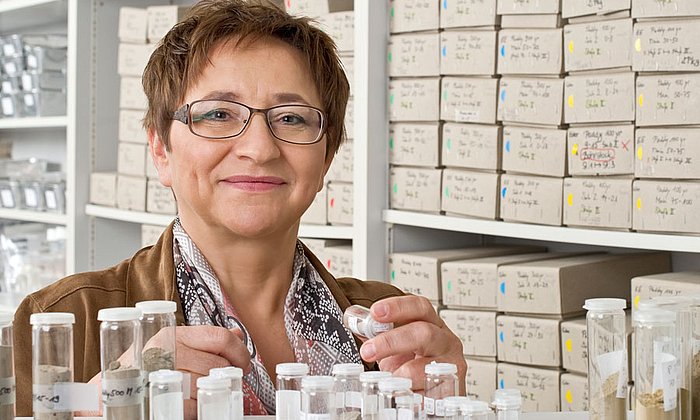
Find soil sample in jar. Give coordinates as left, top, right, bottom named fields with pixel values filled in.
left=142, top=347, right=175, bottom=419
left=34, top=364, right=73, bottom=420
left=102, top=361, right=144, bottom=420
left=636, top=390, right=679, bottom=420
left=0, top=345, right=13, bottom=419
left=693, top=351, right=700, bottom=419
left=590, top=373, right=626, bottom=420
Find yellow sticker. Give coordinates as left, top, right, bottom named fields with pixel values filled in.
left=637, top=198, right=642, bottom=209
left=637, top=146, right=644, bottom=161
left=565, top=390, right=573, bottom=404
left=572, top=143, right=579, bottom=156
left=568, top=95, right=574, bottom=108
left=567, top=194, right=574, bottom=207
left=565, top=339, right=573, bottom=353
left=639, top=94, right=644, bottom=107
left=635, top=295, right=640, bottom=309
left=568, top=41, right=574, bottom=54
left=635, top=38, right=642, bottom=52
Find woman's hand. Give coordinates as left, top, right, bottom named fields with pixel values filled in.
left=358, top=296, right=467, bottom=395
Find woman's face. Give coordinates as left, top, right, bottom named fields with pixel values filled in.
left=153, top=37, right=330, bottom=239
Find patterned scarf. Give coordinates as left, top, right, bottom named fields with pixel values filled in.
left=172, top=221, right=361, bottom=414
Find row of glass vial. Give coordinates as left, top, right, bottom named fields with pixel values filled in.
left=0, top=176, right=66, bottom=213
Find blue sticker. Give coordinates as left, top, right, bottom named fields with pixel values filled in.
left=442, top=46, right=447, bottom=57
left=500, top=281, right=506, bottom=294
left=505, top=140, right=511, bottom=153
left=499, top=331, right=504, bottom=343
left=501, top=187, right=507, bottom=198
left=500, top=89, right=506, bottom=102
left=500, top=379, right=505, bottom=389
left=443, top=0, right=447, bottom=9
left=500, top=45, right=505, bottom=57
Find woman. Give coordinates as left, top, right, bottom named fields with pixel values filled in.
left=13, top=0, right=466, bottom=417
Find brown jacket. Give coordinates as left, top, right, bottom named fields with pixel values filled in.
left=13, top=223, right=402, bottom=416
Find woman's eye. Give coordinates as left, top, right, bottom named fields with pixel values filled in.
left=204, top=109, right=230, bottom=120
left=279, top=114, right=305, bottom=125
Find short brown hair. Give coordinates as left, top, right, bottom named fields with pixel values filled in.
left=142, top=0, right=349, bottom=159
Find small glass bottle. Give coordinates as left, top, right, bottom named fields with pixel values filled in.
left=377, top=377, right=414, bottom=420
left=301, top=376, right=334, bottom=420
left=197, top=376, right=231, bottom=420
left=333, top=363, right=363, bottom=420
left=149, top=369, right=184, bottom=420
left=30, top=312, right=74, bottom=420
left=584, top=298, right=628, bottom=420
left=443, top=396, right=470, bottom=420
left=359, top=371, right=391, bottom=420
left=461, top=401, right=491, bottom=420
left=634, top=308, right=680, bottom=420
left=277, top=363, right=310, bottom=420
left=209, top=366, right=243, bottom=420
left=0, top=312, right=15, bottom=419
left=98, top=307, right=144, bottom=420
left=492, top=389, right=521, bottom=420
left=343, top=305, right=393, bottom=339
left=424, top=362, right=458, bottom=419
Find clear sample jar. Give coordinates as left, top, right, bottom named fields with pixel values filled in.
left=634, top=308, right=680, bottom=420
left=276, top=363, right=309, bottom=420
left=209, top=366, right=243, bottom=420
left=30, top=312, right=74, bottom=420
left=584, top=298, right=628, bottom=420
left=493, top=389, right=522, bottom=420
left=149, top=369, right=183, bottom=420
left=377, top=377, right=414, bottom=420
left=443, top=396, right=470, bottom=420
left=343, top=305, right=393, bottom=339
left=359, top=371, right=391, bottom=420
left=197, top=376, right=231, bottom=420
left=0, top=312, right=15, bottom=419
left=301, top=376, right=334, bottom=420
left=98, top=307, right=144, bottom=420
left=333, top=363, right=363, bottom=420
left=461, top=400, right=491, bottom=420
left=424, top=362, right=458, bottom=419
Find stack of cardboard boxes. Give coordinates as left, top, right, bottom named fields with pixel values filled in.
left=301, top=237, right=353, bottom=278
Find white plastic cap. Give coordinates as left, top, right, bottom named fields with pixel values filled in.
left=97, top=307, right=142, bottom=322
left=378, top=377, right=412, bottom=392
left=197, top=376, right=230, bottom=390
left=30, top=312, right=75, bottom=325
left=461, top=401, right=490, bottom=414
left=332, top=363, right=364, bottom=376
left=276, top=363, right=309, bottom=376
left=443, top=396, right=470, bottom=410
left=135, top=300, right=177, bottom=314
left=149, top=369, right=183, bottom=385
left=425, top=362, right=457, bottom=376
left=210, top=366, right=243, bottom=380
left=583, top=298, right=626, bottom=312
left=633, top=308, right=676, bottom=325
left=301, top=376, right=334, bottom=390
left=0, top=312, right=13, bottom=326
left=359, top=371, right=392, bottom=383
left=493, top=389, right=522, bottom=409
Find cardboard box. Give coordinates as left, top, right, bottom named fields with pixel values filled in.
left=502, top=125, right=567, bottom=177
left=563, top=177, right=634, bottom=229
left=345, top=96, right=354, bottom=139
left=465, top=358, right=498, bottom=402
left=116, top=175, right=147, bottom=212
left=316, top=11, right=354, bottom=53
left=560, top=373, right=589, bottom=412
left=324, top=245, right=353, bottom=278
left=117, top=43, right=155, bottom=77
left=440, top=0, right=498, bottom=29
left=500, top=14, right=562, bottom=29
left=441, top=169, right=500, bottom=219
left=327, top=181, right=353, bottom=225
left=299, top=238, right=350, bottom=259
left=564, top=18, right=633, bottom=72
left=560, top=317, right=588, bottom=375
left=118, top=7, right=148, bottom=44
left=145, top=149, right=158, bottom=179
left=120, top=76, right=148, bottom=110
left=497, top=252, right=671, bottom=316
left=497, top=0, right=560, bottom=14
left=146, top=179, right=176, bottom=215
left=147, top=5, right=189, bottom=43
left=388, top=78, right=440, bottom=121
left=328, top=139, right=353, bottom=182
left=633, top=180, right=700, bottom=233
left=497, top=315, right=562, bottom=367
left=285, top=0, right=353, bottom=17
left=389, top=245, right=546, bottom=302
left=632, top=0, right=700, bottom=18
left=633, top=19, right=700, bottom=72
left=301, top=183, right=327, bottom=225
left=389, top=123, right=441, bottom=167
left=567, top=124, right=635, bottom=176
left=562, top=0, right=630, bottom=19
left=340, top=54, right=353, bottom=93
left=631, top=272, right=700, bottom=311
left=497, top=77, right=564, bottom=126
left=388, top=33, right=440, bottom=77
left=141, top=224, right=164, bottom=248
left=117, top=142, right=147, bottom=177
left=389, top=0, right=440, bottom=33
left=636, top=73, right=700, bottom=126
left=389, top=166, right=442, bottom=213
left=440, top=309, right=498, bottom=357
left=635, top=128, right=700, bottom=179
left=497, top=363, right=562, bottom=413
left=440, top=30, right=497, bottom=76
left=564, top=72, right=635, bottom=124
left=441, top=123, right=501, bottom=171
left=497, top=29, right=563, bottom=75
left=440, top=77, right=499, bottom=124
left=89, top=172, right=117, bottom=207
left=118, top=110, right=148, bottom=144
left=499, top=174, right=564, bottom=226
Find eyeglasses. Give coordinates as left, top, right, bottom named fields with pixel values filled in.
left=172, top=99, right=326, bottom=145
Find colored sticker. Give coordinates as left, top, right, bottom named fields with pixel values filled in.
left=499, top=379, right=504, bottom=389
left=572, top=143, right=579, bottom=156
left=565, top=339, right=573, bottom=353
left=389, top=137, right=394, bottom=150
left=499, top=331, right=504, bottom=343
left=443, top=0, right=447, bottom=9
left=567, top=194, right=574, bottom=206
left=447, top=281, right=452, bottom=292
left=389, top=94, right=394, bottom=105
left=568, top=95, right=574, bottom=108
left=501, top=187, right=507, bottom=198
left=634, top=295, right=640, bottom=309
left=635, top=38, right=642, bottom=52
left=390, top=7, right=394, bottom=18
left=443, top=89, right=448, bottom=101
left=565, top=390, right=573, bottom=404
left=330, top=198, right=335, bottom=207
left=442, top=46, right=447, bottom=57
left=499, top=281, right=505, bottom=295
left=393, top=183, right=398, bottom=194
left=500, top=45, right=505, bottom=57
left=638, top=94, right=644, bottom=107
left=444, top=186, right=450, bottom=198
left=505, top=140, right=511, bottom=153
left=637, top=198, right=642, bottom=209
left=387, top=52, right=392, bottom=63
left=568, top=41, right=574, bottom=54
left=637, top=146, right=643, bottom=160
left=500, top=90, right=506, bottom=102
left=327, top=259, right=332, bottom=269
left=391, top=270, right=395, bottom=281
left=446, top=138, right=452, bottom=150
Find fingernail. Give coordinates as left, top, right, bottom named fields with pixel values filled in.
left=374, top=303, right=388, bottom=318
left=361, top=342, right=376, bottom=360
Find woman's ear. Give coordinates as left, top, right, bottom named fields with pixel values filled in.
left=148, top=129, right=172, bottom=187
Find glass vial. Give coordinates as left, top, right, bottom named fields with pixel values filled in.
left=30, top=312, right=74, bottom=420
left=301, top=376, right=334, bottom=420
left=492, top=389, right=521, bottom=420
left=149, top=369, right=183, bottom=420
left=98, top=307, right=144, bottom=420
left=359, top=371, right=391, bottom=420
left=424, top=362, right=458, bottom=419
left=333, top=363, right=363, bottom=420
left=209, top=366, right=243, bottom=420
left=277, top=363, right=310, bottom=420
left=197, top=376, right=231, bottom=420
left=377, top=377, right=414, bottom=420
left=0, top=312, right=15, bottom=419
left=584, top=298, right=628, bottom=420
left=343, top=305, right=393, bottom=339
left=634, top=308, right=680, bottom=420
left=461, top=401, right=491, bottom=420
left=443, top=396, right=470, bottom=420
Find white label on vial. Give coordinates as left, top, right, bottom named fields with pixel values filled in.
left=27, top=55, right=37, bottom=69
left=348, top=317, right=359, bottom=334
left=152, top=391, right=183, bottom=420
left=24, top=93, right=35, bottom=107
left=346, top=391, right=362, bottom=408
left=302, top=414, right=331, bottom=420
left=34, top=383, right=99, bottom=412
left=1, top=81, right=11, bottom=92
left=435, top=399, right=446, bottom=416
left=652, top=352, right=678, bottom=412
left=33, top=384, right=61, bottom=413
left=21, top=73, right=33, bottom=90
left=0, top=190, right=14, bottom=208
left=398, top=408, right=413, bottom=420
left=455, top=109, right=480, bottom=123
left=5, top=62, right=16, bottom=75
left=381, top=408, right=397, bottom=420
left=335, top=391, right=345, bottom=408
left=1, top=97, right=13, bottom=115
left=102, top=376, right=145, bottom=407
left=362, top=395, right=378, bottom=415
left=0, top=377, right=15, bottom=406
left=45, top=190, right=57, bottom=209
left=424, top=397, right=435, bottom=415
left=596, top=350, right=628, bottom=398
left=23, top=188, right=38, bottom=208
left=3, top=45, right=14, bottom=56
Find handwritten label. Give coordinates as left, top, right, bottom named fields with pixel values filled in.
left=498, top=364, right=560, bottom=412
left=389, top=123, right=440, bottom=166
left=633, top=20, right=700, bottom=71
left=564, top=18, right=632, bottom=71
left=0, top=377, right=15, bottom=406
left=441, top=310, right=496, bottom=356
left=465, top=360, right=497, bottom=402
left=636, top=74, right=700, bottom=126
left=564, top=72, right=635, bottom=123
left=441, top=123, right=500, bottom=170
left=102, top=376, right=145, bottom=407
left=498, top=77, right=564, bottom=126
left=497, top=0, right=560, bottom=14
left=632, top=0, right=700, bottom=18
left=441, top=77, right=498, bottom=124
left=389, top=33, right=439, bottom=77
left=390, top=167, right=442, bottom=213
left=563, top=0, right=630, bottom=19
left=498, top=316, right=559, bottom=366
left=502, top=126, right=567, bottom=177
left=561, top=321, right=589, bottom=374
left=441, top=31, right=496, bottom=75
left=441, top=0, right=497, bottom=28
left=388, top=78, right=440, bottom=121
left=635, top=128, right=700, bottom=179
left=500, top=174, right=563, bottom=226
left=633, top=180, right=700, bottom=233
left=441, top=170, right=498, bottom=219
left=328, top=140, right=353, bottom=182
left=568, top=125, right=634, bottom=175
left=563, top=178, right=633, bottom=229
left=390, top=0, right=439, bottom=33
left=498, top=29, right=562, bottom=75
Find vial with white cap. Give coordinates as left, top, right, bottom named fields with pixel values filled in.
left=30, top=312, right=75, bottom=420
left=442, top=396, right=470, bottom=420
left=276, top=363, right=310, bottom=420
left=492, top=388, right=521, bottom=420
left=0, top=312, right=15, bottom=419
left=460, top=400, right=491, bottom=420
left=377, top=377, right=414, bottom=420
left=424, top=362, right=458, bottom=419
left=98, top=307, right=144, bottom=420
left=197, top=376, right=231, bottom=420
left=301, top=376, right=334, bottom=420
left=149, top=369, right=184, bottom=420
left=359, top=371, right=391, bottom=420
left=209, top=366, right=243, bottom=420
left=333, top=363, right=363, bottom=420
left=343, top=305, right=393, bottom=339
left=583, top=298, right=627, bottom=420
